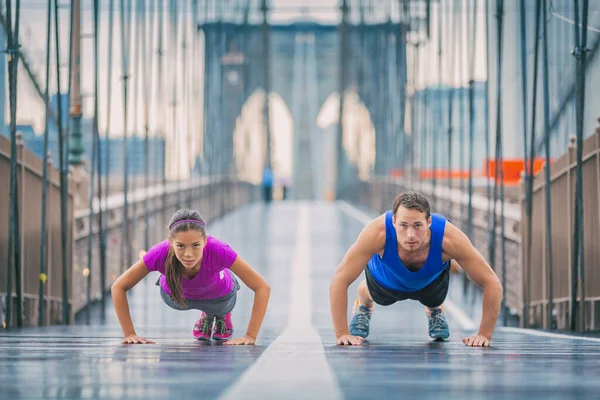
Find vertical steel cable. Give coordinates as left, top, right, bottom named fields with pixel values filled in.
left=54, top=0, right=69, bottom=324
left=129, top=0, right=142, bottom=262
left=489, top=0, right=504, bottom=302
left=5, top=0, right=23, bottom=328
left=446, top=0, right=455, bottom=197
left=524, top=0, right=542, bottom=329
left=38, top=0, right=53, bottom=327
left=157, top=0, right=167, bottom=229
left=169, top=0, right=180, bottom=208
left=541, top=0, right=554, bottom=330
left=93, top=0, right=106, bottom=322
left=432, top=0, right=442, bottom=208
left=466, top=0, right=478, bottom=242
left=519, top=0, right=529, bottom=208
left=86, top=0, right=102, bottom=324
left=337, top=0, right=348, bottom=198
left=144, top=0, right=155, bottom=251
left=120, top=0, right=132, bottom=273
left=484, top=0, right=492, bottom=263
left=570, top=0, right=589, bottom=332
left=101, top=0, right=115, bottom=318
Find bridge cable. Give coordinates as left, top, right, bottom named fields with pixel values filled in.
left=541, top=0, right=555, bottom=330
left=570, top=0, right=589, bottom=332
left=523, top=0, right=542, bottom=329
left=57, top=0, right=71, bottom=324
left=38, top=0, right=53, bottom=327
left=466, top=0, right=479, bottom=251
left=431, top=0, right=442, bottom=210
left=5, top=0, right=23, bottom=328
left=457, top=0, right=466, bottom=222
left=445, top=0, right=455, bottom=204
left=143, top=0, right=155, bottom=251
left=119, top=0, right=133, bottom=273
left=157, top=0, right=167, bottom=229
left=168, top=0, right=181, bottom=208
left=128, top=0, right=142, bottom=282
left=488, top=0, right=506, bottom=310
left=85, top=0, right=103, bottom=324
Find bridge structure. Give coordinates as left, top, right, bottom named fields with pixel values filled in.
left=1, top=1, right=600, bottom=398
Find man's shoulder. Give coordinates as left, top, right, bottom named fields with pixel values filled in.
left=440, top=221, right=471, bottom=254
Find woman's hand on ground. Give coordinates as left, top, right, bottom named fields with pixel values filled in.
left=122, top=334, right=155, bottom=344
left=224, top=335, right=256, bottom=346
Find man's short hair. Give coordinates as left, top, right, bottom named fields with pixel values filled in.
left=392, top=191, right=431, bottom=219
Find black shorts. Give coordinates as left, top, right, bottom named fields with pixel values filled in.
left=365, top=264, right=450, bottom=308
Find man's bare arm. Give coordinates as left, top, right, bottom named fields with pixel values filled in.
left=330, top=216, right=385, bottom=341
left=443, top=222, right=503, bottom=343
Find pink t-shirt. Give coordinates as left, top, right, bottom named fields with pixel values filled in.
left=143, top=236, right=238, bottom=300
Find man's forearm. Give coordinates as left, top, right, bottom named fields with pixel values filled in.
left=478, top=280, right=503, bottom=339
left=329, top=279, right=350, bottom=338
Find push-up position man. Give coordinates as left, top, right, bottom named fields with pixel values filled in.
left=330, top=191, right=502, bottom=347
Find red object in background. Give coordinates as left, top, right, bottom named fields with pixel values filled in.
left=418, top=169, right=473, bottom=179
left=389, top=168, right=404, bottom=178
left=413, top=158, right=550, bottom=185
left=485, top=158, right=548, bottom=185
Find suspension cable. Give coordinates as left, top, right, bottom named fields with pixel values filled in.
left=158, top=0, right=167, bottom=229
left=169, top=0, right=181, bottom=207
left=570, top=0, right=589, bottom=332
left=524, top=0, right=542, bottom=329
left=144, top=0, right=155, bottom=251
left=457, top=0, right=466, bottom=223
left=541, top=0, right=554, bottom=330
left=120, top=0, right=132, bottom=273
left=489, top=0, right=504, bottom=294
left=101, top=0, right=115, bottom=319
left=432, top=0, right=442, bottom=209
left=38, top=0, right=53, bottom=327
left=86, top=0, right=102, bottom=324
left=518, top=0, right=531, bottom=328
left=5, top=0, right=23, bottom=328
left=519, top=0, right=529, bottom=206
left=54, top=0, right=70, bottom=324
left=466, top=0, right=478, bottom=242
left=446, top=0, right=455, bottom=198
left=128, top=0, right=142, bottom=258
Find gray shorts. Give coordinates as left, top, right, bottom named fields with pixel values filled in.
left=157, top=276, right=240, bottom=316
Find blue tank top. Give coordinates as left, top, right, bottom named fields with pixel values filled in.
left=367, top=211, right=449, bottom=292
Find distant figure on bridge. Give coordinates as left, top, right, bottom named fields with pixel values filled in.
left=330, top=191, right=502, bottom=347
left=111, top=209, right=271, bottom=345
left=261, top=167, right=274, bottom=203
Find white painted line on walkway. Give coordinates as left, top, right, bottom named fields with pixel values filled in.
left=338, top=201, right=372, bottom=226
left=219, top=204, right=342, bottom=400
left=443, top=298, right=477, bottom=330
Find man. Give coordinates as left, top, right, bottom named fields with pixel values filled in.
left=329, top=191, right=502, bottom=347
left=261, top=167, right=274, bottom=203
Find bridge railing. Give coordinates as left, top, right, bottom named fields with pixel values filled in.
left=521, top=129, right=600, bottom=332
left=1, top=132, right=260, bottom=327
left=0, top=134, right=75, bottom=328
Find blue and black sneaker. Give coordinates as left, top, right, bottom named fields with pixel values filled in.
left=349, top=299, right=373, bottom=338
left=426, top=306, right=450, bottom=340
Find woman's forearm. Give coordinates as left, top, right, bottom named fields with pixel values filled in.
left=245, top=286, right=271, bottom=339
left=112, top=286, right=136, bottom=337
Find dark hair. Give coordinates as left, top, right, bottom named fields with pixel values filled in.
left=165, top=209, right=206, bottom=307
left=392, top=191, right=431, bottom=219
